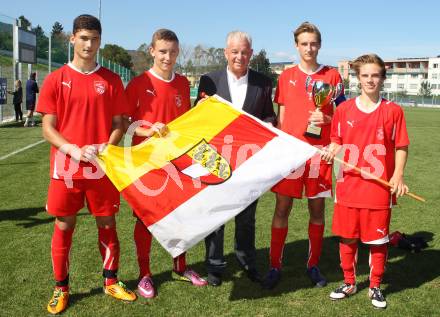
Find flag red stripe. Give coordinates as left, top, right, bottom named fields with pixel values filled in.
left=122, top=113, right=277, bottom=227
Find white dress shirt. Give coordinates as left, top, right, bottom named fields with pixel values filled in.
left=226, top=67, right=248, bottom=110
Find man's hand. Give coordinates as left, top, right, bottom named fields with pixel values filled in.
left=195, top=92, right=209, bottom=106
left=150, top=122, right=169, bottom=137
left=308, top=109, right=331, bottom=126
left=81, top=145, right=99, bottom=162
left=389, top=173, right=409, bottom=197
left=321, top=143, right=341, bottom=163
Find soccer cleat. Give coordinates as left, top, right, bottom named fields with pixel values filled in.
left=245, top=268, right=262, bottom=283
left=330, top=283, right=357, bottom=300
left=47, top=288, right=69, bottom=315
left=172, top=269, right=208, bottom=286
left=137, top=276, right=155, bottom=299
left=306, top=266, right=327, bottom=287
left=369, top=287, right=387, bottom=309
left=262, top=268, right=282, bottom=289
left=104, top=281, right=137, bottom=302
left=207, top=272, right=222, bottom=286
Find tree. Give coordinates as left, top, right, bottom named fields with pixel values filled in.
left=18, top=15, right=31, bottom=29
left=51, top=29, right=69, bottom=64
left=131, top=43, right=153, bottom=74
left=33, top=25, right=49, bottom=59
left=250, top=49, right=277, bottom=85
left=177, top=44, right=193, bottom=75
left=52, top=21, right=64, bottom=35
left=0, top=22, right=13, bottom=51
left=418, top=80, right=432, bottom=97
left=214, top=48, right=226, bottom=67
left=101, top=44, right=133, bottom=69
left=343, top=78, right=350, bottom=90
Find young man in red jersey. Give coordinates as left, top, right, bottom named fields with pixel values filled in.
left=125, top=29, right=207, bottom=299
left=323, top=54, right=409, bottom=309
left=37, top=15, right=136, bottom=315
left=263, top=22, right=345, bottom=289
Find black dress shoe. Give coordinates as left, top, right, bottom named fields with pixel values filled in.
left=246, top=268, right=262, bottom=283
left=207, top=272, right=222, bottom=286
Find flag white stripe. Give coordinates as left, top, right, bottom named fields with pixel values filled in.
left=148, top=134, right=317, bottom=257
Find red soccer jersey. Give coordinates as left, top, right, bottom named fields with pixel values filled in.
left=36, top=63, right=127, bottom=180
left=330, top=97, right=410, bottom=209
left=125, top=70, right=191, bottom=145
left=275, top=65, right=344, bottom=146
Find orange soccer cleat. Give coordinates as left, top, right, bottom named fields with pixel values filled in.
left=47, top=288, right=69, bottom=315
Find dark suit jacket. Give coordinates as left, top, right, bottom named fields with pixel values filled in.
left=195, top=68, right=276, bottom=125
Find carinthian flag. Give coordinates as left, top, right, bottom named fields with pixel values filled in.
left=98, top=96, right=317, bottom=257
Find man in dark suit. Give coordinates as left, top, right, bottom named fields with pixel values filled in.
left=195, top=31, right=276, bottom=286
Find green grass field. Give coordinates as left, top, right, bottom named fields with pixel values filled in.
left=0, top=107, right=439, bottom=316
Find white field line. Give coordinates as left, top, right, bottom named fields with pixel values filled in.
left=0, top=139, right=46, bottom=161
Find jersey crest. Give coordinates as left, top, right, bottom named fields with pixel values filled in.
left=175, top=94, right=182, bottom=107
left=94, top=81, right=106, bottom=95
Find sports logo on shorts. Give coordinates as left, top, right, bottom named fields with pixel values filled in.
left=94, top=81, right=106, bottom=95
left=171, top=139, right=232, bottom=185
left=175, top=94, right=182, bottom=107
left=376, top=127, right=384, bottom=140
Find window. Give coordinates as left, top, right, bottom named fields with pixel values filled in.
left=432, top=84, right=438, bottom=89
left=397, top=84, right=405, bottom=89
left=384, top=83, right=391, bottom=88
left=434, top=63, right=438, bottom=68
left=432, top=73, right=438, bottom=79
left=398, top=74, right=405, bottom=79
left=410, top=84, right=417, bottom=89
left=411, top=74, right=418, bottom=78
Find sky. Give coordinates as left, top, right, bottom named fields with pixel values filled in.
left=2, top=0, right=440, bottom=66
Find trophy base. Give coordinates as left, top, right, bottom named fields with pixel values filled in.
left=304, top=125, right=322, bottom=139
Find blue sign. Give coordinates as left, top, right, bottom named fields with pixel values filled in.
left=0, top=78, right=7, bottom=104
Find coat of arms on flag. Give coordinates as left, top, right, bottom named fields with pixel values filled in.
left=98, top=95, right=317, bottom=257
left=171, top=139, right=231, bottom=185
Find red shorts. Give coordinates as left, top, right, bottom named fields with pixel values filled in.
left=332, top=203, right=391, bottom=244
left=271, top=156, right=332, bottom=199
left=46, top=176, right=120, bottom=217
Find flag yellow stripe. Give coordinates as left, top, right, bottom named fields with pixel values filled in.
left=98, top=96, right=241, bottom=191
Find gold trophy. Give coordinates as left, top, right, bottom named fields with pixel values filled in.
left=305, top=77, right=343, bottom=139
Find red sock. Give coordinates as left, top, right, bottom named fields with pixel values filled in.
left=134, top=220, right=152, bottom=278
left=339, top=242, right=358, bottom=285
left=98, top=226, right=120, bottom=286
left=307, top=222, right=324, bottom=268
left=270, top=227, right=288, bottom=269
left=51, top=224, right=74, bottom=290
left=369, top=244, right=388, bottom=288
left=173, top=252, right=187, bottom=273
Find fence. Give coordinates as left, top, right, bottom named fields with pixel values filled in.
left=0, top=13, right=134, bottom=123
left=344, top=90, right=440, bottom=108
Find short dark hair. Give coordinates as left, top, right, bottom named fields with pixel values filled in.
left=351, top=54, right=387, bottom=79
left=293, top=21, right=321, bottom=44
left=73, top=14, right=102, bottom=35
left=150, top=29, right=179, bottom=48
left=30, top=72, right=36, bottom=80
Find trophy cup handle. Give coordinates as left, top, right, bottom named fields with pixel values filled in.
left=305, top=76, right=314, bottom=98
left=333, top=82, right=343, bottom=101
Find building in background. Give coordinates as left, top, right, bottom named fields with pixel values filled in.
left=270, top=62, right=295, bottom=75
left=338, top=56, right=440, bottom=96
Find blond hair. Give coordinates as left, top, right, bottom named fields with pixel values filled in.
left=351, top=54, right=386, bottom=78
